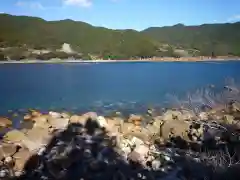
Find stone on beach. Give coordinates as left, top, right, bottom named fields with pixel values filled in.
left=0, top=117, right=12, bottom=127
left=0, top=103, right=239, bottom=180
left=31, top=110, right=42, bottom=117
left=23, top=114, right=32, bottom=121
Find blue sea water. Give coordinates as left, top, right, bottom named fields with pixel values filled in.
left=0, top=61, right=240, bottom=116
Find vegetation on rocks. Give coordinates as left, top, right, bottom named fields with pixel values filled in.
left=0, top=14, right=240, bottom=60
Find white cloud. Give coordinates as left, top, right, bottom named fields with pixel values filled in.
left=227, top=15, right=240, bottom=22
left=16, top=1, right=44, bottom=10
left=63, top=0, right=92, bottom=7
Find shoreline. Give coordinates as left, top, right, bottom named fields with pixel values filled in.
left=0, top=58, right=240, bottom=64
left=1, top=102, right=240, bottom=178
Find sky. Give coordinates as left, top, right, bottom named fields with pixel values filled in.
left=1, top=0, right=240, bottom=30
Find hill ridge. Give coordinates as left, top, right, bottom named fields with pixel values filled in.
left=0, top=13, right=240, bottom=60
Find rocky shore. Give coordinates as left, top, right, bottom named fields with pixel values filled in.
left=1, top=57, right=240, bottom=64
left=0, top=98, right=240, bottom=180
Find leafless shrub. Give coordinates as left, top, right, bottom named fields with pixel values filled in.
left=200, top=146, right=240, bottom=173
left=166, top=78, right=240, bottom=115
left=223, top=77, right=240, bottom=102
left=166, top=88, right=221, bottom=115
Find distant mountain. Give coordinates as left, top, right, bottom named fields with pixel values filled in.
left=0, top=14, right=160, bottom=59
left=142, top=22, right=240, bottom=56
left=0, top=13, right=240, bottom=60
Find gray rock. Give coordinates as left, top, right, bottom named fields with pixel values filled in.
left=152, top=159, right=161, bottom=170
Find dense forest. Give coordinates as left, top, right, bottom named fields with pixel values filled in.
left=142, top=23, right=240, bottom=56
left=0, top=13, right=240, bottom=60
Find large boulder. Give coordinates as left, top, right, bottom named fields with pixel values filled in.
left=23, top=128, right=51, bottom=151
left=0, top=143, right=18, bottom=160
left=162, top=110, right=182, bottom=121
left=31, top=110, right=42, bottom=117
left=3, top=130, right=28, bottom=143
left=32, top=115, right=48, bottom=123
left=23, top=114, right=32, bottom=121
left=33, top=121, right=51, bottom=130
left=47, top=117, right=69, bottom=129
left=31, top=115, right=51, bottom=129
left=70, top=115, right=88, bottom=125
left=26, top=128, right=51, bottom=143
left=49, top=111, right=62, bottom=119
left=0, top=117, right=12, bottom=127
left=199, top=112, right=209, bottom=120
left=145, top=124, right=160, bottom=135
left=124, top=131, right=150, bottom=143
left=96, top=116, right=111, bottom=129
left=19, top=121, right=35, bottom=133
left=180, top=110, right=195, bottom=120
left=160, top=120, right=190, bottom=140
left=232, top=102, right=240, bottom=112
left=61, top=112, right=71, bottom=119
left=223, top=115, right=235, bottom=125
left=120, top=122, right=135, bottom=134
left=13, top=148, right=31, bottom=171
left=96, top=116, right=122, bottom=134
left=128, top=114, right=142, bottom=124
left=82, top=112, right=98, bottom=120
